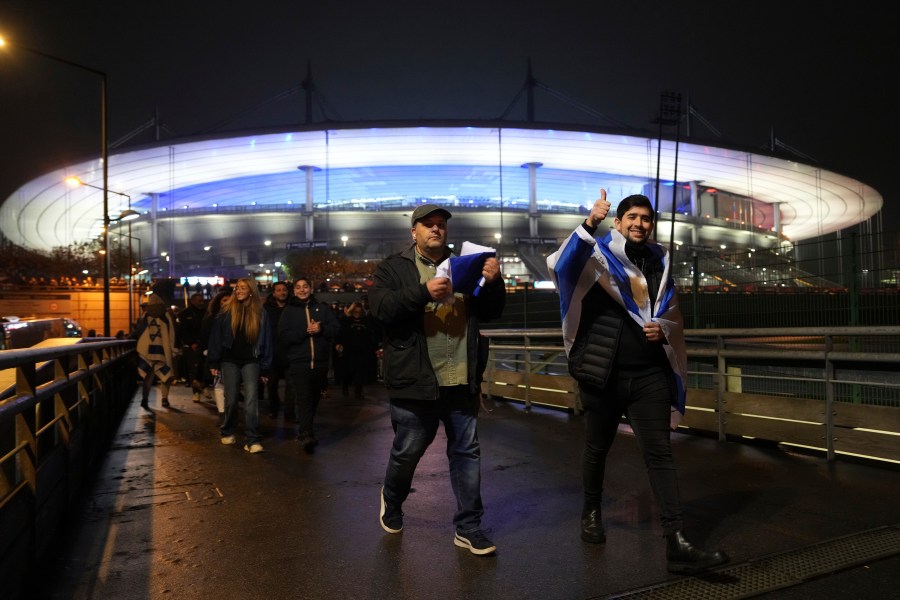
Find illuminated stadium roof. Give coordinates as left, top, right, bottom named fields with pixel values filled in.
left=0, top=123, right=882, bottom=269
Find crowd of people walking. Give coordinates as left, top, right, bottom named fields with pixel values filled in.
left=135, top=276, right=384, bottom=454
left=130, top=194, right=729, bottom=569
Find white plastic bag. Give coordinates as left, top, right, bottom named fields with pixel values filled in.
left=213, top=375, right=225, bottom=414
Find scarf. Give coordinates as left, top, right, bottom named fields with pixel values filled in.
left=137, top=314, right=175, bottom=382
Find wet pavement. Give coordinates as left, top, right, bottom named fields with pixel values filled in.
left=35, top=382, right=900, bottom=599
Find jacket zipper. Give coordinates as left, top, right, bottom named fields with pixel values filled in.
left=306, top=305, right=315, bottom=369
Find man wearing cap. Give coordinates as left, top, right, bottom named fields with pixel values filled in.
left=370, top=204, right=506, bottom=556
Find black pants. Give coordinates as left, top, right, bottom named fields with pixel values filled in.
left=342, top=351, right=368, bottom=396
left=261, top=364, right=287, bottom=414
left=183, top=345, right=205, bottom=392
left=580, top=369, right=684, bottom=535
left=288, top=363, right=328, bottom=437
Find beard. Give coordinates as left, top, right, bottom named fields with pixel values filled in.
left=624, top=231, right=649, bottom=246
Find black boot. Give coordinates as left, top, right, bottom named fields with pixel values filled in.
left=666, top=530, right=729, bottom=574
left=140, top=397, right=149, bottom=409
left=580, top=508, right=606, bottom=543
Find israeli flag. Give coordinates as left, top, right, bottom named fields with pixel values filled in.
left=546, top=227, right=687, bottom=420
left=436, top=241, right=496, bottom=296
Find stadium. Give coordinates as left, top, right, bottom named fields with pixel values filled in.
left=0, top=120, right=884, bottom=292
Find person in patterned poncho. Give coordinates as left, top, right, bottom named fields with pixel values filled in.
left=134, top=293, right=177, bottom=409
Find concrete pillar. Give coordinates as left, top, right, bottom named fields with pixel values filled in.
left=150, top=192, right=158, bottom=258
left=773, top=201, right=782, bottom=239
left=522, top=162, right=543, bottom=238
left=298, top=165, right=320, bottom=242
left=689, top=181, right=700, bottom=246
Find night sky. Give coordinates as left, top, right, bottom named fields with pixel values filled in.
left=1, top=1, right=897, bottom=232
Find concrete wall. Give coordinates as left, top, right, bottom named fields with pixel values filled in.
left=0, top=289, right=139, bottom=335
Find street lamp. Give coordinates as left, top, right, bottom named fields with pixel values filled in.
left=66, top=177, right=138, bottom=222
left=2, top=36, right=112, bottom=335
left=115, top=232, right=142, bottom=330
left=68, top=177, right=140, bottom=330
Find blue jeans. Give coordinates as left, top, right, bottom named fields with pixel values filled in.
left=383, top=385, right=484, bottom=533
left=220, top=361, right=261, bottom=445
left=580, top=369, right=684, bottom=535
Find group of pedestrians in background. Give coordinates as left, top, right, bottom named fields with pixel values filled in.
left=135, top=272, right=383, bottom=455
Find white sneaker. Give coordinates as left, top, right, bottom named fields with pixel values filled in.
left=220, top=435, right=236, bottom=445
left=244, top=442, right=264, bottom=454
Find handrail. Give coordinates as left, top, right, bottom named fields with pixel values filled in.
left=481, top=326, right=900, bottom=464
left=0, top=338, right=137, bottom=600
left=483, top=325, right=900, bottom=338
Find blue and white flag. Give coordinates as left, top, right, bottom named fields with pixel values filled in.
left=436, top=241, right=496, bottom=296
left=546, top=227, right=687, bottom=422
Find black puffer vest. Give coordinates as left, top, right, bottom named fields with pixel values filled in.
left=567, top=283, right=625, bottom=389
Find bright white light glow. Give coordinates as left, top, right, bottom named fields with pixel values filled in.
left=0, top=125, right=882, bottom=251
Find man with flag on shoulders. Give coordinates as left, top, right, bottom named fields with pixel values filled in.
left=546, top=189, right=728, bottom=574
left=369, top=203, right=505, bottom=556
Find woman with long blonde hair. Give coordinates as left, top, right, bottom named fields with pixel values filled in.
left=208, top=278, right=273, bottom=453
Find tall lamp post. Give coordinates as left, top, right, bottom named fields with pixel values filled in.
left=113, top=232, right=142, bottom=330
left=68, top=178, right=140, bottom=333
left=1, top=36, right=111, bottom=335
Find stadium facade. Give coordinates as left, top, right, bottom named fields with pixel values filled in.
left=0, top=121, right=883, bottom=286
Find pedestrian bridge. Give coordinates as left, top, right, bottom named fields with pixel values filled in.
left=1, top=336, right=899, bottom=599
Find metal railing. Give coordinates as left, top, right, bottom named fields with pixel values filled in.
left=481, top=326, right=900, bottom=464
left=0, top=339, right=136, bottom=600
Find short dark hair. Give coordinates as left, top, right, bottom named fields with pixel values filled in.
left=616, top=194, right=654, bottom=221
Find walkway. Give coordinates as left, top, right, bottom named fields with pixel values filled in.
left=35, top=382, right=900, bottom=599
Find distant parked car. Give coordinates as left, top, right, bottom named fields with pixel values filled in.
left=0, top=317, right=83, bottom=350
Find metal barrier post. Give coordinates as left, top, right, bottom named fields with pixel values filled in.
left=824, top=334, right=836, bottom=461
left=523, top=333, right=532, bottom=410
left=716, top=334, right=726, bottom=441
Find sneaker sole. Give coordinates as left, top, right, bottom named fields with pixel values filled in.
left=379, top=487, right=402, bottom=534
left=453, top=533, right=497, bottom=556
